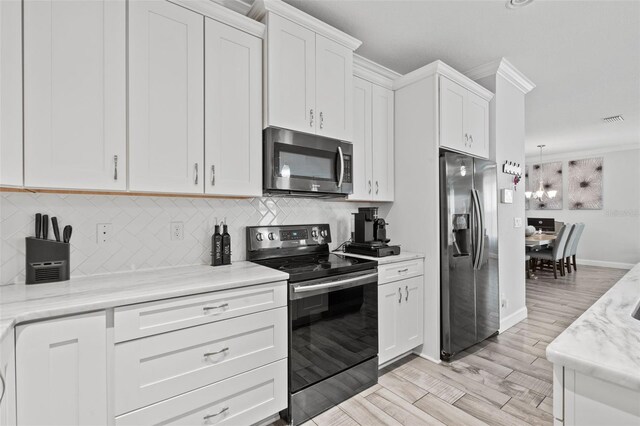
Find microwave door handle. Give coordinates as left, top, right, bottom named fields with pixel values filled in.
left=337, top=146, right=345, bottom=188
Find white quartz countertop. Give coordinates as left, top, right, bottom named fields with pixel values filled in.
left=546, top=262, right=640, bottom=391
left=0, top=262, right=288, bottom=341
left=340, top=250, right=425, bottom=265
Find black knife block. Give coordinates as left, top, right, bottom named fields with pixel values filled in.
left=25, top=237, right=70, bottom=284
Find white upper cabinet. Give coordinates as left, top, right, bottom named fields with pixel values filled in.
left=0, top=0, right=23, bottom=187
left=439, top=75, right=490, bottom=158
left=251, top=0, right=361, bottom=141
left=465, top=90, right=490, bottom=158
left=205, top=19, right=263, bottom=197
left=264, top=14, right=316, bottom=135
left=315, top=34, right=353, bottom=141
left=23, top=0, right=126, bottom=190
left=371, top=84, right=394, bottom=201
left=129, top=1, right=204, bottom=194
left=16, top=312, right=107, bottom=426
left=350, top=77, right=373, bottom=200
left=349, top=56, right=399, bottom=202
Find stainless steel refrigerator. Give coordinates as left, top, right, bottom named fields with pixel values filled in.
left=440, top=150, right=499, bottom=360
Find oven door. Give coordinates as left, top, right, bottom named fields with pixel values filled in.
left=264, top=127, right=353, bottom=195
left=289, top=270, right=378, bottom=394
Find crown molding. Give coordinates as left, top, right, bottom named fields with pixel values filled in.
left=353, top=54, right=401, bottom=89
left=248, top=0, right=362, bottom=50
left=212, top=0, right=252, bottom=15
left=169, top=0, right=265, bottom=38
left=465, top=58, right=535, bottom=94
left=393, top=60, right=494, bottom=101
left=525, top=143, right=640, bottom=161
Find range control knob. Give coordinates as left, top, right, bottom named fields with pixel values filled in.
left=320, top=229, right=328, bottom=238
left=311, top=230, right=318, bottom=238
left=268, top=232, right=275, bottom=240
left=256, top=233, right=264, bottom=241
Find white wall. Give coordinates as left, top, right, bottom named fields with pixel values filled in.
left=526, top=147, right=640, bottom=269
left=476, top=73, right=528, bottom=331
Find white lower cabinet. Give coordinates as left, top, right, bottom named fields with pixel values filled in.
left=553, top=365, right=640, bottom=425
left=115, top=307, right=287, bottom=415
left=15, top=311, right=107, bottom=426
left=115, top=359, right=287, bottom=426
left=378, top=261, right=424, bottom=365
left=0, top=329, right=16, bottom=426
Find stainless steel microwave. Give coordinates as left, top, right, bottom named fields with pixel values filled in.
left=263, top=127, right=353, bottom=197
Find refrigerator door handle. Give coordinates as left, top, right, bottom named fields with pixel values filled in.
left=473, top=189, right=486, bottom=269
left=471, top=189, right=482, bottom=270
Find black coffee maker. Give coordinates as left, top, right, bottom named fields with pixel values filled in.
left=346, top=207, right=400, bottom=257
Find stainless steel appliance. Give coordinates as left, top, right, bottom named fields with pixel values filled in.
left=263, top=127, right=353, bottom=197
left=246, top=224, right=378, bottom=425
left=440, top=150, right=499, bottom=360
left=345, top=207, right=401, bottom=257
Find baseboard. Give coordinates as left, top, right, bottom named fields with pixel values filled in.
left=379, top=350, right=415, bottom=369
left=414, top=351, right=442, bottom=364
left=577, top=259, right=635, bottom=270
left=500, top=306, right=528, bottom=333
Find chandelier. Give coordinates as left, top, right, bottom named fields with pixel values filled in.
left=525, top=145, right=557, bottom=200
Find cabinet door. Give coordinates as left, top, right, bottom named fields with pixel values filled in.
left=439, top=76, right=468, bottom=154
left=378, top=282, right=402, bottom=365
left=205, top=19, right=262, bottom=197
left=372, top=84, right=394, bottom=201
left=23, top=0, right=126, bottom=190
left=348, top=77, right=373, bottom=201
left=16, top=312, right=107, bottom=425
left=0, top=329, right=16, bottom=426
left=0, top=0, right=23, bottom=187
left=466, top=91, right=490, bottom=158
left=315, top=35, right=353, bottom=141
left=266, top=14, right=315, bottom=134
left=129, top=1, right=204, bottom=194
left=399, top=275, right=424, bottom=353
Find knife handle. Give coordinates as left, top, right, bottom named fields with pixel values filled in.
left=35, top=213, right=42, bottom=239
left=42, top=215, right=49, bottom=240
left=52, top=217, right=61, bottom=242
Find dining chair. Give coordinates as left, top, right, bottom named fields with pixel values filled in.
left=564, top=223, right=585, bottom=272
left=530, top=224, right=572, bottom=279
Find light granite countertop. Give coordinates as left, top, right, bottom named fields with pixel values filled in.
left=0, top=262, right=288, bottom=341
left=339, top=250, right=425, bottom=265
left=546, top=262, right=640, bottom=391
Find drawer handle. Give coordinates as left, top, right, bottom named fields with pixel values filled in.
left=203, top=406, right=229, bottom=420
left=204, top=347, right=229, bottom=357
left=398, top=268, right=409, bottom=273
left=405, top=285, right=409, bottom=301
left=203, top=303, right=228, bottom=312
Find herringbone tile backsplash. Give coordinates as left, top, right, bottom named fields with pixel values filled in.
left=0, top=193, right=383, bottom=285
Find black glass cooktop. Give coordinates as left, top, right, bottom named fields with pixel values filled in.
left=254, top=253, right=377, bottom=283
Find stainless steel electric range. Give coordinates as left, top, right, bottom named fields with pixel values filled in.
left=246, top=224, right=379, bottom=426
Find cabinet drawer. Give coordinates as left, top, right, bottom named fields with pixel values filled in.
left=116, top=358, right=287, bottom=425
left=377, top=259, right=424, bottom=284
left=115, top=307, right=287, bottom=415
left=114, top=281, right=287, bottom=342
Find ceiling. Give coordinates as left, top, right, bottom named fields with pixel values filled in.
left=262, top=0, right=640, bottom=156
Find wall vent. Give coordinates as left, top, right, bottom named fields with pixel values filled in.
left=602, top=115, right=624, bottom=123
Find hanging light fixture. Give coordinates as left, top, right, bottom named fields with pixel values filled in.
left=525, top=145, right=557, bottom=200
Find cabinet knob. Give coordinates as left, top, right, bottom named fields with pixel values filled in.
left=320, top=112, right=324, bottom=129
left=376, top=181, right=379, bottom=195
left=211, top=165, right=215, bottom=186
left=368, top=180, right=372, bottom=194
left=194, top=163, right=199, bottom=185
left=204, top=347, right=229, bottom=357
left=309, top=109, right=314, bottom=127
left=469, top=135, right=474, bottom=145
left=398, top=287, right=402, bottom=304
left=405, top=285, right=409, bottom=302
left=203, top=406, right=229, bottom=421
left=113, top=155, right=118, bottom=181
left=464, top=134, right=469, bottom=147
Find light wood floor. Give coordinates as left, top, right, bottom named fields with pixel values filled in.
left=299, top=265, right=628, bottom=426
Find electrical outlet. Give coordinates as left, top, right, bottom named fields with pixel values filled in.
left=171, top=222, right=184, bottom=241
left=97, top=223, right=113, bottom=245
left=514, top=217, right=523, bottom=228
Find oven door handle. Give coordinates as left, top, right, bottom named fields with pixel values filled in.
left=293, top=272, right=377, bottom=294
left=337, top=146, right=345, bottom=188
